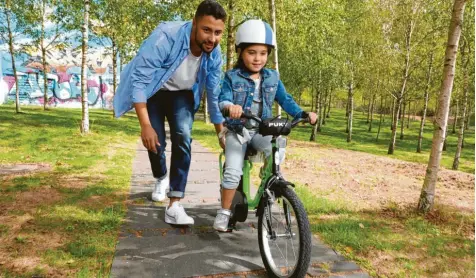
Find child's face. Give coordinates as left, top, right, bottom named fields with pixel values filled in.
left=241, top=44, right=268, bottom=73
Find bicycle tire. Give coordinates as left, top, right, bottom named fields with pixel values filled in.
left=257, top=187, right=311, bottom=278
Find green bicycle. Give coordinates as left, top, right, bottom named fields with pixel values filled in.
left=219, top=112, right=312, bottom=278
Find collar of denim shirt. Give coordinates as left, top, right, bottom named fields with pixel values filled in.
left=236, top=67, right=272, bottom=80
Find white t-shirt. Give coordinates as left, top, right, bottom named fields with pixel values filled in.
left=162, top=51, right=202, bottom=91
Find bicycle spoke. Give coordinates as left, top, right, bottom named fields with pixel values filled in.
left=260, top=188, right=311, bottom=278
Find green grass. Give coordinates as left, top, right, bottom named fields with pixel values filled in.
left=288, top=108, right=475, bottom=173
left=296, top=185, right=475, bottom=278
left=192, top=118, right=224, bottom=153
left=0, top=105, right=140, bottom=277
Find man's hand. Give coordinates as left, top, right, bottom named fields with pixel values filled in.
left=134, top=103, right=160, bottom=153
left=141, top=125, right=160, bottom=153
left=218, top=137, right=226, bottom=150
left=308, top=112, right=318, bottom=125
left=226, top=105, right=243, bottom=119
left=217, top=126, right=227, bottom=150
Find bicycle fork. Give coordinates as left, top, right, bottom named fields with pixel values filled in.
left=263, top=189, right=296, bottom=240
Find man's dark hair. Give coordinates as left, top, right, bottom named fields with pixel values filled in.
left=195, top=0, right=227, bottom=22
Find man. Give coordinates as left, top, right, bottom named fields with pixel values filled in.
left=113, top=0, right=226, bottom=225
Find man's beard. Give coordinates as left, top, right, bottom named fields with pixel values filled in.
left=196, top=39, right=218, bottom=54
left=195, top=30, right=218, bottom=54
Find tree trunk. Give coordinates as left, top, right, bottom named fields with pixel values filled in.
left=406, top=101, right=411, bottom=128
left=119, top=50, right=123, bottom=73
left=388, top=96, right=402, bottom=154
left=310, top=86, right=318, bottom=141
left=326, top=91, right=331, bottom=118
left=452, top=40, right=469, bottom=170
left=318, top=90, right=324, bottom=130
left=390, top=98, right=395, bottom=128
left=315, top=85, right=321, bottom=131
left=112, top=39, right=117, bottom=115
left=99, top=76, right=104, bottom=108
left=41, top=0, right=48, bottom=110
left=203, top=92, right=209, bottom=124
left=268, top=0, right=281, bottom=117
left=418, top=0, right=466, bottom=213
left=345, top=96, right=350, bottom=118
left=317, top=76, right=324, bottom=132
left=366, top=95, right=372, bottom=124
left=464, top=100, right=472, bottom=130
left=5, top=0, right=20, bottom=113
left=112, top=39, right=117, bottom=95
left=347, top=76, right=354, bottom=143
left=389, top=17, right=414, bottom=154
left=376, top=96, right=384, bottom=141
left=368, top=92, right=376, bottom=132
left=81, top=0, right=90, bottom=134
left=400, top=99, right=406, bottom=139
left=311, top=90, right=315, bottom=112
left=442, top=125, right=449, bottom=151
left=452, top=99, right=459, bottom=133
left=322, top=89, right=328, bottom=125
left=417, top=52, right=434, bottom=153
left=226, top=0, right=235, bottom=71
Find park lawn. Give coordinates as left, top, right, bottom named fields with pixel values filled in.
left=297, top=185, right=475, bottom=278
left=288, top=107, right=475, bottom=174
left=192, top=112, right=475, bottom=278
left=0, top=105, right=140, bottom=277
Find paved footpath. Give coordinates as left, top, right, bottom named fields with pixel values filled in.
left=110, top=137, right=370, bottom=278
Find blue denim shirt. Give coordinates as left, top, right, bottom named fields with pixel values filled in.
left=218, top=68, right=304, bottom=127
left=113, top=21, right=224, bottom=124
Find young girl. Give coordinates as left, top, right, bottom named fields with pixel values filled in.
left=214, top=19, right=317, bottom=231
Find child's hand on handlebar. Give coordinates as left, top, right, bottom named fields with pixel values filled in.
left=226, top=105, right=243, bottom=119
left=308, top=112, right=318, bottom=125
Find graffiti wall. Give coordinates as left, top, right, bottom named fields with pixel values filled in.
left=0, top=69, right=114, bottom=109
left=0, top=51, right=117, bottom=109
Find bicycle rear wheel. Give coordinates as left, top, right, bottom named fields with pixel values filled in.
left=257, top=187, right=311, bottom=278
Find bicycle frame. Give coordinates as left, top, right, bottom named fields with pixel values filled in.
left=219, top=139, right=278, bottom=210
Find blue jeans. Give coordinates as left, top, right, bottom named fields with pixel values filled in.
left=222, top=130, right=272, bottom=190
left=146, top=90, right=194, bottom=198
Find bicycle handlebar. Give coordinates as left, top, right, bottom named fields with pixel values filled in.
left=239, top=111, right=311, bottom=128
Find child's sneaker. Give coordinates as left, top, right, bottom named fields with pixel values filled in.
left=213, top=208, right=232, bottom=232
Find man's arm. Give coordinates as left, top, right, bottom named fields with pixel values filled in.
left=131, top=28, right=170, bottom=104
left=206, top=49, right=226, bottom=131
left=131, top=27, right=170, bottom=152
left=135, top=103, right=159, bottom=153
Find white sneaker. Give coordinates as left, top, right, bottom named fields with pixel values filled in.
left=213, top=209, right=232, bottom=232
left=151, top=175, right=168, bottom=202
left=165, top=202, right=194, bottom=225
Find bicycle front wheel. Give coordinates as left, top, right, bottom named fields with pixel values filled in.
left=258, top=187, right=312, bottom=278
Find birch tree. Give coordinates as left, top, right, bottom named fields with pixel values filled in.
left=418, top=0, right=467, bottom=213
left=81, top=0, right=90, bottom=134
left=0, top=0, right=25, bottom=113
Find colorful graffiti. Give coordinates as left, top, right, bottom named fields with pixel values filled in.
left=0, top=67, right=114, bottom=108
left=0, top=49, right=117, bottom=108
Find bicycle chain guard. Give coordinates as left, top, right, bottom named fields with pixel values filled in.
left=230, top=188, right=248, bottom=223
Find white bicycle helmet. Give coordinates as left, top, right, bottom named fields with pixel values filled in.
left=235, top=19, right=276, bottom=50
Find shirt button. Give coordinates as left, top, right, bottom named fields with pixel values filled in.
left=250, top=93, right=254, bottom=96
